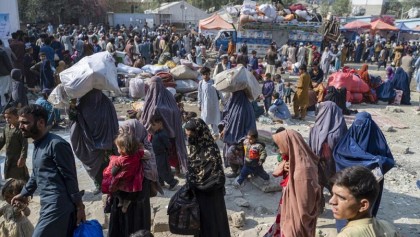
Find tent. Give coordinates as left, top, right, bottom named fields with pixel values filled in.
left=370, top=20, right=397, bottom=31
left=396, top=22, right=414, bottom=33
left=199, top=14, right=234, bottom=32
left=343, top=20, right=371, bottom=30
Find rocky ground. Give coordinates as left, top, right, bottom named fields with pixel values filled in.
left=0, top=63, right=419, bottom=237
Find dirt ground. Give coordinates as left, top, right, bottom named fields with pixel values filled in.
left=0, top=63, right=419, bottom=237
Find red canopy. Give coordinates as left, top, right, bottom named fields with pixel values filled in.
left=370, top=20, right=398, bottom=31
left=343, top=20, right=371, bottom=30
left=199, top=14, right=234, bottom=31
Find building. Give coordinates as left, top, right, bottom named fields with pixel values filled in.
left=147, top=1, right=209, bottom=26
left=351, top=0, right=387, bottom=16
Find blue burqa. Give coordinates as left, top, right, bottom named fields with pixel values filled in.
left=392, top=67, right=411, bottom=105
left=376, top=80, right=396, bottom=102
left=333, top=112, right=395, bottom=231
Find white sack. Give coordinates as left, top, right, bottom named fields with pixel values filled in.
left=59, top=51, right=120, bottom=99
left=170, top=65, right=199, bottom=80
left=129, top=78, right=146, bottom=99
left=141, top=64, right=169, bottom=75
left=214, top=66, right=248, bottom=93
left=48, top=84, right=70, bottom=109
left=117, top=63, right=143, bottom=74
left=175, top=80, right=198, bottom=93
left=244, top=70, right=260, bottom=101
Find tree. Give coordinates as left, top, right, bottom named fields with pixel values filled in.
left=331, top=0, right=351, bottom=17
left=319, top=0, right=330, bottom=18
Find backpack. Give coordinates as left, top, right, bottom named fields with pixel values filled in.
left=168, top=184, right=200, bottom=235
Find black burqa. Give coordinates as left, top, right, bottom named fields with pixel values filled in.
left=140, top=76, right=187, bottom=171
left=70, top=89, right=119, bottom=185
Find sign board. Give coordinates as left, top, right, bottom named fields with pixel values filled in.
left=0, top=14, right=11, bottom=39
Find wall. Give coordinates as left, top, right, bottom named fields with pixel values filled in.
left=0, top=0, right=20, bottom=46
left=107, top=13, right=157, bottom=27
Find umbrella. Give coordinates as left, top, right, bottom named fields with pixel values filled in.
left=370, top=20, right=398, bottom=31
left=396, top=22, right=413, bottom=33
left=343, top=20, right=371, bottom=30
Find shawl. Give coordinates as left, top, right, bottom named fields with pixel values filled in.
left=272, top=129, right=321, bottom=237
left=120, top=119, right=158, bottom=182
left=70, top=89, right=119, bottom=179
left=392, top=67, right=411, bottom=105
left=184, top=118, right=225, bottom=191
left=357, top=64, right=370, bottom=86
left=386, top=66, right=394, bottom=81
left=309, top=101, right=348, bottom=157
left=220, top=90, right=256, bottom=144
left=324, top=86, right=350, bottom=115
left=140, top=76, right=187, bottom=171
left=333, top=112, right=395, bottom=174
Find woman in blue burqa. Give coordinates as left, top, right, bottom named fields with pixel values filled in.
left=333, top=111, right=395, bottom=232
left=219, top=90, right=256, bottom=178
left=392, top=67, right=411, bottom=105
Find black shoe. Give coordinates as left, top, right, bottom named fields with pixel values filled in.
left=168, top=179, right=179, bottom=190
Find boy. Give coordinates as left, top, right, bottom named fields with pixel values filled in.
left=30, top=52, right=55, bottom=90
left=274, top=74, right=284, bottom=99
left=0, top=107, right=29, bottom=181
left=329, top=166, right=401, bottom=237
left=233, top=129, right=269, bottom=187
left=150, top=114, right=179, bottom=190
left=262, top=73, right=275, bottom=114
left=283, top=82, right=294, bottom=104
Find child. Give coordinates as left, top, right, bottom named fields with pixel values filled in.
left=274, top=74, right=284, bottom=99
left=35, top=88, right=61, bottom=129
left=150, top=114, right=179, bottom=190
left=0, top=107, right=29, bottom=181
left=30, top=52, right=55, bottom=90
left=283, top=82, right=295, bottom=104
left=268, top=92, right=292, bottom=124
left=4, top=69, right=28, bottom=112
left=233, top=129, right=269, bottom=187
left=54, top=60, right=67, bottom=86
left=102, top=133, right=150, bottom=213
left=0, top=178, right=34, bottom=237
left=226, top=143, right=244, bottom=172
left=262, top=73, right=275, bottom=114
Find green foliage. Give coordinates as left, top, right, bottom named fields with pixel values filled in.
left=319, top=0, right=330, bottom=18
left=332, top=0, right=351, bottom=17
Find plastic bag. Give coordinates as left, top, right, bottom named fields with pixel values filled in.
left=328, top=72, right=370, bottom=93
left=170, top=65, right=199, bottom=80
left=59, top=52, right=120, bottom=99
left=129, top=78, right=145, bottom=99
left=141, top=64, right=169, bottom=75
left=168, top=185, right=200, bottom=235
left=73, top=220, right=103, bottom=237
left=48, top=84, right=70, bottom=109
left=175, top=80, right=198, bottom=93
left=244, top=69, right=261, bottom=100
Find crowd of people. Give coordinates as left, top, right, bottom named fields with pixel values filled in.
left=0, top=20, right=417, bottom=237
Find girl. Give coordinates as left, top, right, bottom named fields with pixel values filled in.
left=102, top=133, right=150, bottom=213
left=0, top=178, right=34, bottom=237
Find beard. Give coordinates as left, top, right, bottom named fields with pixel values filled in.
left=21, top=124, right=41, bottom=138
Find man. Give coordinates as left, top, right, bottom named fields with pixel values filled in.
left=198, top=67, right=221, bottom=139
left=12, top=105, right=86, bottom=237
left=248, top=50, right=258, bottom=72
left=213, top=54, right=231, bottom=78
left=308, top=63, right=324, bottom=86
left=39, top=38, right=56, bottom=67
left=9, top=32, right=25, bottom=71
left=330, top=166, right=401, bottom=237
left=0, top=39, right=17, bottom=66
left=401, top=50, right=414, bottom=85
left=0, top=44, right=13, bottom=107
left=293, top=64, right=311, bottom=120
left=236, top=48, right=248, bottom=66
left=297, top=42, right=307, bottom=66
left=139, top=37, right=152, bottom=64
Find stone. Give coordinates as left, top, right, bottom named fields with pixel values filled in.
left=152, top=208, right=169, bottom=232
left=383, top=125, right=395, bottom=132
left=391, top=144, right=410, bottom=154
left=254, top=205, right=273, bottom=215
left=239, top=228, right=258, bottom=237
left=225, top=186, right=243, bottom=198
left=249, top=176, right=282, bottom=193
left=385, top=106, right=404, bottom=113
left=234, top=198, right=250, bottom=207
left=230, top=211, right=246, bottom=228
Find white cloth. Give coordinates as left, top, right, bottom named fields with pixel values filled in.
left=297, top=46, right=307, bottom=65
left=198, top=79, right=221, bottom=129
left=287, top=47, right=296, bottom=63
left=0, top=75, right=11, bottom=106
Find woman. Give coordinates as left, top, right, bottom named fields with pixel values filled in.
left=357, top=64, right=370, bottom=86
left=386, top=66, right=395, bottom=81
left=266, top=129, right=321, bottom=237
left=220, top=90, right=256, bottom=177
left=184, top=118, right=231, bottom=237
left=107, top=119, right=162, bottom=236
left=414, top=56, right=420, bottom=111
left=333, top=112, right=395, bottom=231
left=140, top=76, right=188, bottom=173
left=392, top=67, right=411, bottom=105
left=309, top=101, right=348, bottom=193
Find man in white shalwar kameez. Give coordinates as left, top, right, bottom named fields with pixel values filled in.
left=198, top=66, right=221, bottom=138
left=297, top=42, right=307, bottom=66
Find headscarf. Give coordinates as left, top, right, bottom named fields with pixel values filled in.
left=357, top=64, right=370, bottom=85
left=386, top=66, right=394, bottom=81
left=140, top=76, right=187, bottom=171
left=71, top=89, right=119, bottom=179
left=309, top=101, right=348, bottom=157
left=272, top=129, right=321, bottom=237
left=119, top=119, right=158, bottom=182
left=392, top=67, right=411, bottom=105
left=184, top=118, right=225, bottom=191
left=333, top=112, right=395, bottom=174
left=324, top=86, right=349, bottom=115
left=220, top=90, right=256, bottom=144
